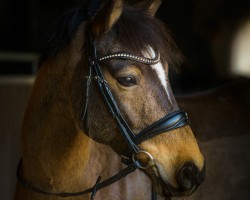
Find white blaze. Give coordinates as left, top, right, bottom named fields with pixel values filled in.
left=143, top=46, right=172, bottom=103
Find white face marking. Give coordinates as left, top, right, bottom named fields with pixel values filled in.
left=143, top=47, right=173, bottom=104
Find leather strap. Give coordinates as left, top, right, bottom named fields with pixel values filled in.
left=83, top=25, right=140, bottom=155
left=135, top=110, right=189, bottom=144
left=92, top=64, right=140, bottom=154
left=81, top=67, right=92, bottom=133
left=16, top=159, right=141, bottom=198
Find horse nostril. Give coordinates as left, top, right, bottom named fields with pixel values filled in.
left=177, top=162, right=199, bottom=191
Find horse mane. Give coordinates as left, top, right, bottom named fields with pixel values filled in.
left=40, top=3, right=183, bottom=70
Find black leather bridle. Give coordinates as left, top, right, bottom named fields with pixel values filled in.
left=16, top=24, right=189, bottom=200
left=82, top=25, right=189, bottom=155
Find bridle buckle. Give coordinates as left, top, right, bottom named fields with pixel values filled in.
left=132, top=150, right=154, bottom=169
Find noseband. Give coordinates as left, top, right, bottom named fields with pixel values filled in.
left=16, top=24, right=189, bottom=199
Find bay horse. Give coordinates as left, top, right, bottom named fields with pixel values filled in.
left=15, top=0, right=205, bottom=199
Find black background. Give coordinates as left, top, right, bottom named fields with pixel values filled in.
left=1, top=0, right=249, bottom=92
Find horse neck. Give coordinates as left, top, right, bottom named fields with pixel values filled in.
left=21, top=88, right=152, bottom=199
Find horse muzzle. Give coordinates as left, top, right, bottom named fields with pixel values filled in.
left=148, top=160, right=206, bottom=197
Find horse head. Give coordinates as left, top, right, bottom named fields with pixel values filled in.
left=70, top=0, right=205, bottom=197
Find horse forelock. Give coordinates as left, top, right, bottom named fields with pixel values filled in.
left=109, top=6, right=184, bottom=70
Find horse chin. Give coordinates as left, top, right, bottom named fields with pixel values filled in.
left=157, top=177, right=197, bottom=198
left=146, top=169, right=197, bottom=198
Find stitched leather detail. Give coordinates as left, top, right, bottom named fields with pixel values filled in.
left=135, top=110, right=189, bottom=144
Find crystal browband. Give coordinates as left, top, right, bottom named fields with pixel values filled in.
left=98, top=52, right=160, bottom=65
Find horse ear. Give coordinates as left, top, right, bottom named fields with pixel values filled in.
left=91, top=0, right=123, bottom=37
left=136, top=0, right=162, bottom=16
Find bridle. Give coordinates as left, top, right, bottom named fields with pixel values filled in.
left=82, top=24, right=189, bottom=155
left=16, top=24, right=189, bottom=199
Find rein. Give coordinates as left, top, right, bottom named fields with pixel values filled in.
left=16, top=159, right=142, bottom=199
left=16, top=24, right=189, bottom=199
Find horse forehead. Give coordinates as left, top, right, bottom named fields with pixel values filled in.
left=142, top=47, right=175, bottom=105
left=143, top=47, right=167, bottom=89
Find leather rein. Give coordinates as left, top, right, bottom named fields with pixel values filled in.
left=16, top=24, right=189, bottom=199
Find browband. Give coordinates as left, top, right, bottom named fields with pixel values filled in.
left=98, top=52, right=160, bottom=65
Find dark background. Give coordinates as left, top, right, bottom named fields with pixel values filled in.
left=0, top=0, right=250, bottom=92
left=0, top=1, right=249, bottom=199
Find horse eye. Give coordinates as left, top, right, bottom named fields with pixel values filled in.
left=118, top=76, right=136, bottom=87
